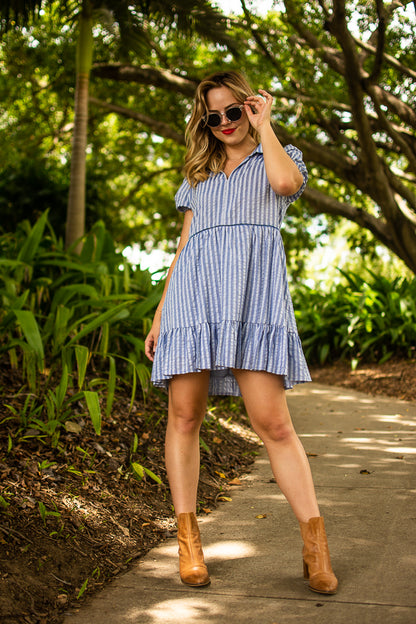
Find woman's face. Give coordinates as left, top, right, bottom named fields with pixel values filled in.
left=205, top=86, right=251, bottom=148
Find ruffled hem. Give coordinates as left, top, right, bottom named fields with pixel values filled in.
left=151, top=320, right=311, bottom=396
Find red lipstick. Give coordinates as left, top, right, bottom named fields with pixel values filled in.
left=222, top=129, right=236, bottom=135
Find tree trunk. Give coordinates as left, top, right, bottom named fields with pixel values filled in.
left=65, top=10, right=93, bottom=252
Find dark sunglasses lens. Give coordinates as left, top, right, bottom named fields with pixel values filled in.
left=226, top=107, right=242, bottom=121
left=206, top=113, right=221, bottom=127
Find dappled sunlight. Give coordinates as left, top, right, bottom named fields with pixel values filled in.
left=385, top=446, right=416, bottom=454
left=136, top=597, right=222, bottom=623
left=254, top=492, right=287, bottom=502
left=217, top=416, right=261, bottom=444
left=341, top=435, right=416, bottom=456
left=373, top=414, right=416, bottom=428
left=205, top=540, right=257, bottom=560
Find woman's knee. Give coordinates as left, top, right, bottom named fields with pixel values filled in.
left=168, top=403, right=205, bottom=434
left=168, top=371, right=209, bottom=434
left=253, top=414, right=295, bottom=443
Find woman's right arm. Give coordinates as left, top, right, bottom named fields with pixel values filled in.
left=144, top=209, right=193, bottom=361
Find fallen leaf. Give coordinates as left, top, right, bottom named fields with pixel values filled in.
left=255, top=514, right=267, bottom=519
left=202, top=508, right=212, bottom=514
left=215, top=471, right=226, bottom=479
left=360, top=469, right=371, bottom=475
left=306, top=452, right=318, bottom=457
left=228, top=478, right=241, bottom=486
left=212, top=437, right=222, bottom=444
left=217, top=496, right=232, bottom=502
left=65, top=422, right=83, bottom=434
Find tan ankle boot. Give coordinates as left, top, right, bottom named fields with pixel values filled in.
left=177, top=512, right=210, bottom=587
left=299, top=516, right=338, bottom=594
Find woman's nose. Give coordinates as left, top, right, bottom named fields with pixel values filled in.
left=219, top=112, right=230, bottom=125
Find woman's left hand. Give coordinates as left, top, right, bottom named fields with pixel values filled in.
left=244, top=89, right=273, bottom=132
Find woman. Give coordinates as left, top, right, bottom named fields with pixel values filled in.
left=145, top=71, right=338, bottom=595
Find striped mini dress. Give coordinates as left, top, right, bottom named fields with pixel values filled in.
left=151, top=144, right=312, bottom=396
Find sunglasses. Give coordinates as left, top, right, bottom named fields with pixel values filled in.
left=202, top=105, right=244, bottom=128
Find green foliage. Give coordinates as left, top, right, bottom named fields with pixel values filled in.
left=293, top=269, right=416, bottom=366
left=0, top=212, right=162, bottom=444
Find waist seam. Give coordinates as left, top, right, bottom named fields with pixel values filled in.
left=188, top=223, right=281, bottom=240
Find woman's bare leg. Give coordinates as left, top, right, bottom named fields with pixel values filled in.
left=165, top=371, right=210, bottom=515
left=232, top=369, right=320, bottom=522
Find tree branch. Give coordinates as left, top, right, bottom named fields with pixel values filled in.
left=303, top=185, right=416, bottom=272
left=91, top=64, right=197, bottom=97
left=89, top=97, right=185, bottom=145
left=303, top=186, right=394, bottom=248
left=369, top=86, right=416, bottom=174
left=365, top=0, right=386, bottom=86
left=353, top=37, right=416, bottom=81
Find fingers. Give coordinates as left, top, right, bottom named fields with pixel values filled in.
left=144, top=334, right=157, bottom=362
left=244, top=90, right=273, bottom=130
left=244, top=90, right=273, bottom=112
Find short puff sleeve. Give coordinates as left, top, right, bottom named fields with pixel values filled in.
left=283, top=145, right=308, bottom=204
left=174, top=178, right=193, bottom=213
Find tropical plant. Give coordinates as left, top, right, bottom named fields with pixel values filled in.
left=293, top=268, right=416, bottom=366
left=0, top=211, right=163, bottom=445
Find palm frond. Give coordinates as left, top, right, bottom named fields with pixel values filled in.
left=108, top=0, right=237, bottom=57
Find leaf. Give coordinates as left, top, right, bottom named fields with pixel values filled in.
left=228, top=478, right=241, bottom=485
left=131, top=462, right=144, bottom=480
left=66, top=302, right=132, bottom=346
left=143, top=467, right=162, bottom=485
left=75, top=345, right=89, bottom=390
left=65, top=421, right=83, bottom=434
left=217, top=496, right=232, bottom=502
left=76, top=578, right=88, bottom=600
left=199, top=437, right=211, bottom=454
left=17, top=210, right=48, bottom=263
left=215, top=470, right=226, bottom=479
left=83, top=391, right=101, bottom=435
left=13, top=310, right=44, bottom=367
left=255, top=514, right=267, bottom=519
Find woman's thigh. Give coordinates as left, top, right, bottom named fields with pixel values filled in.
left=232, top=369, right=294, bottom=439
left=168, top=371, right=211, bottom=424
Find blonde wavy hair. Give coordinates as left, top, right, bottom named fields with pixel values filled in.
left=184, top=71, right=260, bottom=186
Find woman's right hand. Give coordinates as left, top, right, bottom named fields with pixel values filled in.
left=145, top=319, right=160, bottom=362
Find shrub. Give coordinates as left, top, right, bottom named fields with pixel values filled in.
left=293, top=268, right=416, bottom=366
left=0, top=211, right=163, bottom=445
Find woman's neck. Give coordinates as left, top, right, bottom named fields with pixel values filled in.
left=225, top=138, right=257, bottom=163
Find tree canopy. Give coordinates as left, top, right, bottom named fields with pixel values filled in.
left=1, top=0, right=415, bottom=274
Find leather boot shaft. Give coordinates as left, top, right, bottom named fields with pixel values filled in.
left=300, top=516, right=338, bottom=594
left=177, top=512, right=210, bottom=587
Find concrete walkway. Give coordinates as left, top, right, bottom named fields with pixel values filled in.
left=64, top=383, right=416, bottom=624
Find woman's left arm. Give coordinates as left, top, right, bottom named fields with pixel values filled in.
left=244, top=90, right=304, bottom=196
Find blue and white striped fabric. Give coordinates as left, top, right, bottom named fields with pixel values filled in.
left=151, top=144, right=312, bottom=396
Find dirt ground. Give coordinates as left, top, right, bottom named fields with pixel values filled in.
left=0, top=357, right=415, bottom=624
left=310, top=357, right=416, bottom=402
